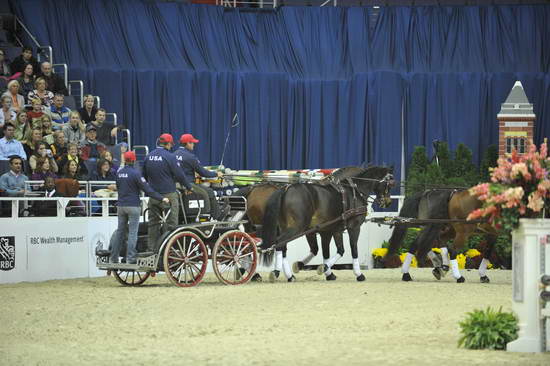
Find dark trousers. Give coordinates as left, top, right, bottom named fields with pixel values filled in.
left=191, top=183, right=219, bottom=219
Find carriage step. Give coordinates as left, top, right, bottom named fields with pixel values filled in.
left=95, top=249, right=111, bottom=257
left=97, top=263, right=155, bottom=271
left=137, top=252, right=155, bottom=257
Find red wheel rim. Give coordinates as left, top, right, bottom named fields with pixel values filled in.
left=213, top=231, right=258, bottom=285
left=163, top=231, right=208, bottom=287
left=113, top=270, right=150, bottom=286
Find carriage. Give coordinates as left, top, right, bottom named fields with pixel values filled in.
left=95, top=189, right=260, bottom=287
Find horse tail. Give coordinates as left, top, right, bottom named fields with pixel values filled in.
left=386, top=193, right=422, bottom=256
left=259, top=188, right=285, bottom=266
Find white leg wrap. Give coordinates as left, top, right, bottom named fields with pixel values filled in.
left=325, top=253, right=342, bottom=269
left=282, top=258, right=293, bottom=279
left=302, top=252, right=315, bottom=265
left=450, top=259, right=461, bottom=279
left=274, top=251, right=283, bottom=272
left=441, top=247, right=449, bottom=265
left=323, top=259, right=332, bottom=276
left=478, top=258, right=488, bottom=277
left=427, top=251, right=437, bottom=264
left=352, top=258, right=362, bottom=277
left=401, top=252, right=413, bottom=273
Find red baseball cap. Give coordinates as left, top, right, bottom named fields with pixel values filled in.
left=123, top=151, right=136, bottom=162
left=180, top=133, right=199, bottom=144
left=158, top=133, right=174, bottom=144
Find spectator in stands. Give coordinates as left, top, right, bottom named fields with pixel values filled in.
left=0, top=49, right=11, bottom=78
left=0, top=123, right=26, bottom=161
left=10, top=47, right=39, bottom=75
left=100, top=150, right=121, bottom=173
left=28, top=141, right=58, bottom=173
left=89, top=158, right=116, bottom=190
left=62, top=111, right=85, bottom=146
left=40, top=115, right=55, bottom=145
left=30, top=156, right=57, bottom=181
left=78, top=94, right=98, bottom=125
left=62, top=159, right=86, bottom=180
left=0, top=95, right=16, bottom=131
left=34, top=176, right=61, bottom=217
left=58, top=142, right=87, bottom=177
left=81, top=124, right=106, bottom=161
left=17, top=63, right=35, bottom=102
left=23, top=128, right=43, bottom=160
left=90, top=109, right=122, bottom=146
left=0, top=155, right=27, bottom=196
left=50, top=131, right=67, bottom=162
left=27, top=77, right=54, bottom=107
left=48, top=94, right=71, bottom=128
left=13, top=111, right=31, bottom=141
left=38, top=62, right=67, bottom=96
left=27, top=98, right=44, bottom=129
left=2, top=80, right=25, bottom=113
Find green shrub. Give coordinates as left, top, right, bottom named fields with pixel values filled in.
left=458, top=307, right=518, bottom=350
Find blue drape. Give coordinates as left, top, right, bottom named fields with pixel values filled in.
left=10, top=0, right=550, bottom=179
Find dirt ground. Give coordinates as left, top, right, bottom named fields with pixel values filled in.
left=1, top=268, right=549, bottom=366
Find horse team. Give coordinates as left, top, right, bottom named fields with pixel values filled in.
left=238, top=165, right=497, bottom=284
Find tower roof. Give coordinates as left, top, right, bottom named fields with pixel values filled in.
left=497, top=81, right=535, bottom=117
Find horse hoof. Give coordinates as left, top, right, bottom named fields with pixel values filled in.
left=432, top=268, right=442, bottom=281
left=456, top=276, right=466, bottom=283
left=402, top=273, right=413, bottom=282
left=317, top=264, right=328, bottom=275
left=356, top=274, right=366, bottom=282
left=480, top=276, right=490, bottom=284
left=251, top=273, right=262, bottom=282
left=269, top=270, right=280, bottom=283
left=325, top=273, right=337, bottom=281
left=442, top=265, right=450, bottom=272
left=292, top=261, right=303, bottom=274
left=287, top=275, right=296, bottom=283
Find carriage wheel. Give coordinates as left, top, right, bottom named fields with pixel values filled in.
left=212, top=230, right=258, bottom=285
left=113, top=270, right=151, bottom=286
left=163, top=231, right=208, bottom=287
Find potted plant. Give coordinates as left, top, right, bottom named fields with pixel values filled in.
left=468, top=141, right=550, bottom=353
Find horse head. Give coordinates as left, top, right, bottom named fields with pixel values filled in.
left=356, top=165, right=395, bottom=208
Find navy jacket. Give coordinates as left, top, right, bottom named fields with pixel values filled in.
left=174, top=147, right=217, bottom=183
left=116, top=165, right=163, bottom=207
left=143, top=147, right=192, bottom=194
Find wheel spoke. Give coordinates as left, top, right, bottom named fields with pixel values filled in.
left=237, top=252, right=254, bottom=260
left=235, top=236, right=245, bottom=256
left=168, top=255, right=185, bottom=261
left=224, top=238, right=236, bottom=255
left=131, top=271, right=135, bottom=284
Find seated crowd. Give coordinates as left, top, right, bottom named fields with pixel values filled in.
left=0, top=48, right=127, bottom=216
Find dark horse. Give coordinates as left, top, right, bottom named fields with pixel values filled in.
left=259, top=166, right=395, bottom=282
left=383, top=189, right=498, bottom=283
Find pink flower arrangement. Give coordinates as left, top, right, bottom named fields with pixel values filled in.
left=468, top=141, right=550, bottom=231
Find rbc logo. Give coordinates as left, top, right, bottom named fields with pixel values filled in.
left=0, top=236, right=15, bottom=271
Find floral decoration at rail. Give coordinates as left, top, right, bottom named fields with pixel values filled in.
left=468, top=141, right=550, bottom=231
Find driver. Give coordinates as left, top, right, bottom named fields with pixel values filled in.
left=175, top=133, right=229, bottom=221
left=143, top=133, right=193, bottom=252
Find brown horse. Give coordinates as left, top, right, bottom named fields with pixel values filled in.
left=259, top=166, right=395, bottom=282
left=240, top=182, right=342, bottom=282
left=384, top=189, right=498, bottom=283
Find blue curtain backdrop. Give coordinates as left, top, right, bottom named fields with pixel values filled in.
left=10, top=1, right=550, bottom=179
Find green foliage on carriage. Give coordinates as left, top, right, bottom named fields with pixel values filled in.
left=458, top=307, right=518, bottom=350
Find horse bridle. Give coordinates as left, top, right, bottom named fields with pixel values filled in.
left=348, top=172, right=395, bottom=207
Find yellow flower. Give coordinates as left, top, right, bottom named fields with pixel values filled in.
left=399, top=252, right=417, bottom=267
left=465, top=249, right=481, bottom=258
left=372, top=248, right=388, bottom=258
left=457, top=254, right=466, bottom=269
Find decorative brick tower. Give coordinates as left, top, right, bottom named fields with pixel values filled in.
left=497, top=81, right=535, bottom=158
